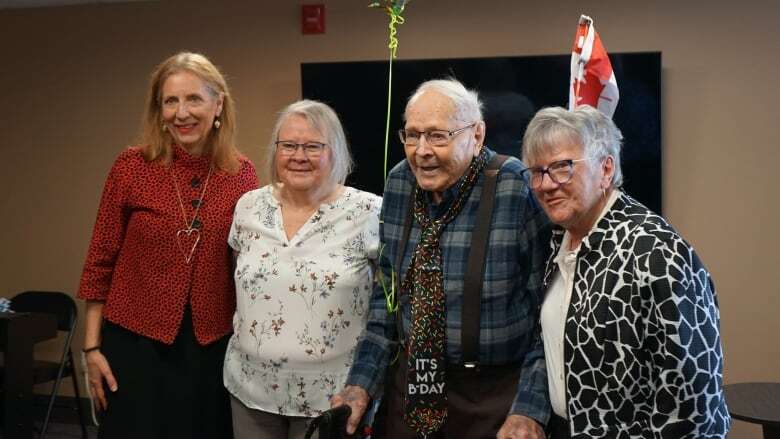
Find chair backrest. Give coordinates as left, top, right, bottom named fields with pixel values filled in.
left=11, top=291, right=77, bottom=332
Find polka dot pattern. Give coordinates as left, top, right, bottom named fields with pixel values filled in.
left=78, top=146, right=259, bottom=345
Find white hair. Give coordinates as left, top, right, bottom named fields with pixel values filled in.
left=267, top=99, right=353, bottom=186
left=405, top=78, right=483, bottom=123
left=522, top=105, right=624, bottom=187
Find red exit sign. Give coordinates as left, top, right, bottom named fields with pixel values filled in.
left=302, top=4, right=325, bottom=34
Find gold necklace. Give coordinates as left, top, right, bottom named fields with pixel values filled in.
left=171, top=163, right=214, bottom=264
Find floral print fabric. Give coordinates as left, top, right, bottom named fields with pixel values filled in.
left=224, top=185, right=381, bottom=417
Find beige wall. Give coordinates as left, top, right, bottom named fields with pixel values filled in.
left=1, top=1, right=777, bottom=437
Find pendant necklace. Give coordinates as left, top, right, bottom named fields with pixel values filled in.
left=171, top=162, right=214, bottom=264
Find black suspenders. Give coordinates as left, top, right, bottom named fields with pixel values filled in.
left=394, top=154, right=509, bottom=367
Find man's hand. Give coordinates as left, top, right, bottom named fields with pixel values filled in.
left=496, top=414, right=546, bottom=439
left=330, top=385, right=370, bottom=435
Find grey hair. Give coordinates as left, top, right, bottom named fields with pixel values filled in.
left=522, top=105, right=624, bottom=187
left=267, top=99, right=353, bottom=187
left=405, top=78, right=483, bottom=123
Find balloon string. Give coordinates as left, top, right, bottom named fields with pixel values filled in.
left=383, top=7, right=404, bottom=183
left=380, top=5, right=404, bottom=314
left=377, top=243, right=398, bottom=313
left=383, top=56, right=393, bottom=183
left=388, top=7, right=404, bottom=58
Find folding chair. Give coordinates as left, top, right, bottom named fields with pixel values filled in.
left=10, top=291, right=88, bottom=439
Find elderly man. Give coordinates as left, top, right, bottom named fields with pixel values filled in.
left=331, top=78, right=551, bottom=438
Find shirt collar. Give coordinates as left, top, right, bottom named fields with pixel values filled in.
left=172, top=144, right=212, bottom=168
left=550, top=188, right=622, bottom=250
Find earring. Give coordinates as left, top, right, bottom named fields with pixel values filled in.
left=214, top=119, right=221, bottom=129
left=161, top=123, right=167, bottom=132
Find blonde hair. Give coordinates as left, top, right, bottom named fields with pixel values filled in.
left=140, top=52, right=240, bottom=173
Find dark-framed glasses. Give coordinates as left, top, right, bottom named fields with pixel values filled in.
left=275, top=141, right=327, bottom=158
left=398, top=123, right=476, bottom=147
left=526, top=158, right=590, bottom=189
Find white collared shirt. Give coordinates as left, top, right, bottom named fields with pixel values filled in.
left=541, top=189, right=620, bottom=418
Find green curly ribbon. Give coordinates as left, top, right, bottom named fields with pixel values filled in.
left=383, top=9, right=405, bottom=183
left=379, top=240, right=401, bottom=364
left=370, top=1, right=408, bottom=315
left=375, top=3, right=405, bottom=183
left=377, top=242, right=398, bottom=313
left=387, top=6, right=404, bottom=59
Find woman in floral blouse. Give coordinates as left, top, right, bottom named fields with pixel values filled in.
left=224, top=100, right=381, bottom=439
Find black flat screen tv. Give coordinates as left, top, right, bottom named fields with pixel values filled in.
left=301, top=52, right=661, bottom=213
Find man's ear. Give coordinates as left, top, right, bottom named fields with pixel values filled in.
left=473, top=121, right=486, bottom=156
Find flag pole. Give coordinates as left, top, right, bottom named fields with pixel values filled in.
left=574, top=15, right=593, bottom=108
left=575, top=63, right=584, bottom=107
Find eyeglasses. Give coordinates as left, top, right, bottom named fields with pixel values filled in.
left=275, top=141, right=327, bottom=158
left=525, top=158, right=590, bottom=189
left=398, top=123, right=476, bottom=147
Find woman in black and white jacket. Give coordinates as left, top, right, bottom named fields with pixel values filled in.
left=522, top=105, right=730, bottom=438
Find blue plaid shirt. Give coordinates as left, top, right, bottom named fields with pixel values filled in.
left=346, top=148, right=552, bottom=425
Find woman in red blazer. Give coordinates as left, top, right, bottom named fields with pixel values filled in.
left=77, top=52, right=258, bottom=438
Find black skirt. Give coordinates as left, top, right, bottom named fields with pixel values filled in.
left=98, top=308, right=232, bottom=439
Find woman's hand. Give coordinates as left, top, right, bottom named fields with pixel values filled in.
left=85, top=349, right=117, bottom=411
left=330, top=385, right=370, bottom=435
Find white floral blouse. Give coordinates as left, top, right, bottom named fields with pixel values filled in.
left=224, top=185, right=381, bottom=417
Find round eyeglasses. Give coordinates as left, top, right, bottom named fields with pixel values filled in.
left=525, top=158, right=590, bottom=189
left=274, top=141, right=327, bottom=158
left=398, top=123, right=476, bottom=147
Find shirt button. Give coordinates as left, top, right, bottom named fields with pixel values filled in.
left=190, top=177, right=201, bottom=188
left=191, top=199, right=203, bottom=208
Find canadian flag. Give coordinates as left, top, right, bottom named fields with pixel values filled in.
left=569, top=15, right=619, bottom=118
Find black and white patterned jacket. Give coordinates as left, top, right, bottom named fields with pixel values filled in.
left=543, top=192, right=730, bottom=438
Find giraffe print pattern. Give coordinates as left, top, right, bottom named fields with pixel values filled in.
left=542, top=193, right=730, bottom=438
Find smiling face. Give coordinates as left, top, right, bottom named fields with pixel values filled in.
left=403, top=90, right=484, bottom=202
left=529, top=137, right=614, bottom=240
left=160, top=71, right=223, bottom=154
left=275, top=114, right=333, bottom=194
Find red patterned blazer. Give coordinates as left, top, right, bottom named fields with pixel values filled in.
left=78, top=146, right=259, bottom=345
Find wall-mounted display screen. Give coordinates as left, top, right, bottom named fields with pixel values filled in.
left=302, top=52, right=661, bottom=213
